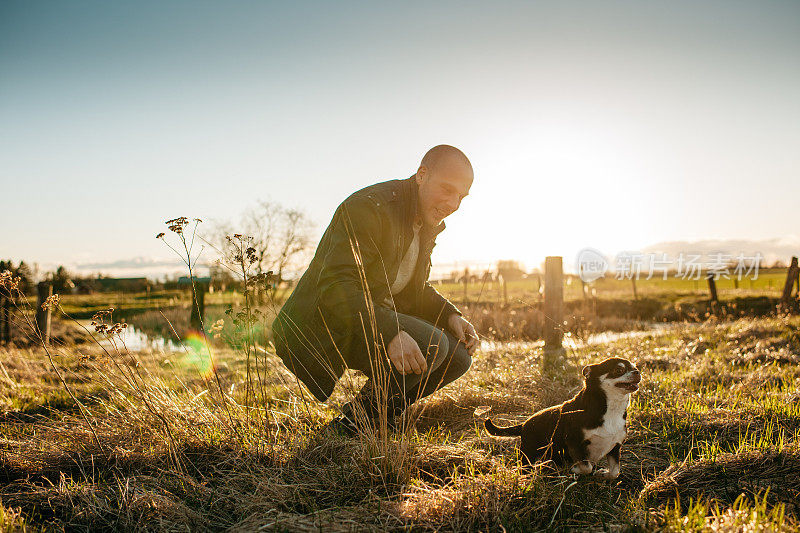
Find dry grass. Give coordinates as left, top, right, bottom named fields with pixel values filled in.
left=641, top=450, right=800, bottom=512
left=2, top=309, right=800, bottom=531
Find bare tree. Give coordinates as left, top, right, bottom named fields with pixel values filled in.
left=208, top=200, right=315, bottom=284
left=272, top=207, right=314, bottom=282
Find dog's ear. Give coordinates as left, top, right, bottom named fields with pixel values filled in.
left=582, top=365, right=592, bottom=378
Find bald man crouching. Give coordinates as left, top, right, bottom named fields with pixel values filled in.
left=272, top=145, right=478, bottom=435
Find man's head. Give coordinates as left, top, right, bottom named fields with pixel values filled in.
left=415, top=145, right=473, bottom=227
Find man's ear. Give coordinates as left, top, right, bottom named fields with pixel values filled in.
left=415, top=166, right=427, bottom=185
left=582, top=365, right=592, bottom=378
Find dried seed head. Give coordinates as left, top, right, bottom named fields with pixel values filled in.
left=165, top=217, right=190, bottom=234
left=41, top=294, right=61, bottom=311
left=108, top=323, right=126, bottom=335
left=211, top=319, right=225, bottom=338
left=0, top=271, right=20, bottom=292
left=91, top=308, right=115, bottom=322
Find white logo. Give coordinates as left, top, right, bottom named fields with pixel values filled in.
left=576, top=248, right=609, bottom=282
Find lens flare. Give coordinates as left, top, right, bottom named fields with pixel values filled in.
left=182, top=330, right=215, bottom=379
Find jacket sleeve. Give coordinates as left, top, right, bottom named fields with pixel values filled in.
left=316, top=196, right=401, bottom=349
left=419, top=279, right=462, bottom=329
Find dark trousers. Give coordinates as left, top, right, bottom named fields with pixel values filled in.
left=342, top=312, right=472, bottom=422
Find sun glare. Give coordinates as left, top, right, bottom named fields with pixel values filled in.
left=454, top=116, right=651, bottom=270
left=182, top=331, right=215, bottom=379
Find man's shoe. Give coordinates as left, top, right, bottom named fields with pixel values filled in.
left=322, top=414, right=359, bottom=438
left=321, top=414, right=404, bottom=438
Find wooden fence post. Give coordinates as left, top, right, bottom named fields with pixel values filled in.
left=543, top=256, right=564, bottom=364
left=536, top=274, right=543, bottom=302
left=582, top=279, right=597, bottom=318
left=190, top=281, right=207, bottom=331
left=631, top=278, right=638, bottom=300
left=706, top=274, right=718, bottom=303
left=796, top=268, right=799, bottom=298
left=36, top=281, right=52, bottom=344
left=501, top=275, right=508, bottom=306
left=0, top=293, right=9, bottom=344
left=781, top=256, right=799, bottom=304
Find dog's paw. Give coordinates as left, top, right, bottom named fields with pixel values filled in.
left=473, top=406, right=492, bottom=418
left=593, top=468, right=620, bottom=481
left=571, top=461, right=593, bottom=475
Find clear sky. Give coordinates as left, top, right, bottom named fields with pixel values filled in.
left=2, top=1, right=798, bottom=278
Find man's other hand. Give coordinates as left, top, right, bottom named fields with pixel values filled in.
left=387, top=331, right=427, bottom=375
left=448, top=314, right=479, bottom=356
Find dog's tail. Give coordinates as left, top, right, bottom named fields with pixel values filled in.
left=484, top=418, right=523, bottom=437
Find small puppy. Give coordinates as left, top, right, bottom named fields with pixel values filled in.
left=485, top=357, right=640, bottom=479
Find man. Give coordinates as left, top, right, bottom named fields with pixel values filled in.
left=272, top=145, right=478, bottom=433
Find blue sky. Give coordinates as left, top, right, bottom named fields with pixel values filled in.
left=1, top=1, right=798, bottom=277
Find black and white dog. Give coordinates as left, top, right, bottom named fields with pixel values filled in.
left=485, top=357, right=640, bottom=480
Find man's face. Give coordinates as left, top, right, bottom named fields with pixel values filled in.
left=415, top=158, right=473, bottom=227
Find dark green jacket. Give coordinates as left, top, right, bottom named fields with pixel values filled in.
left=272, top=176, right=461, bottom=401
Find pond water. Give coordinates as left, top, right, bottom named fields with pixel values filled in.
left=563, top=322, right=676, bottom=348
left=78, top=321, right=183, bottom=352
left=480, top=322, right=677, bottom=352
left=78, top=320, right=677, bottom=354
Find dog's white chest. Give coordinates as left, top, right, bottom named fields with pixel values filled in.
left=583, top=416, right=626, bottom=460
left=583, top=407, right=627, bottom=461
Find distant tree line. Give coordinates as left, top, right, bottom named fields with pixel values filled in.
left=0, top=260, right=158, bottom=295
left=0, top=260, right=34, bottom=294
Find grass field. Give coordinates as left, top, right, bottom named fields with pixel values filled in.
left=1, top=307, right=799, bottom=531
left=16, top=267, right=793, bottom=319
left=5, top=266, right=793, bottom=351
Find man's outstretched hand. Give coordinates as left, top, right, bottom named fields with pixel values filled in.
left=448, top=314, right=479, bottom=356
left=387, top=330, right=427, bottom=375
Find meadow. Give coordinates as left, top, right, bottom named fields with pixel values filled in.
left=1, top=277, right=799, bottom=531
left=50, top=267, right=792, bottom=317
left=14, top=266, right=792, bottom=348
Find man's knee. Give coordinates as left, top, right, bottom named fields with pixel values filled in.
left=424, top=327, right=449, bottom=360
left=450, top=344, right=472, bottom=378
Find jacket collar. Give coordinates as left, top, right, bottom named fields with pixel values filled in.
left=399, top=175, right=446, bottom=239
